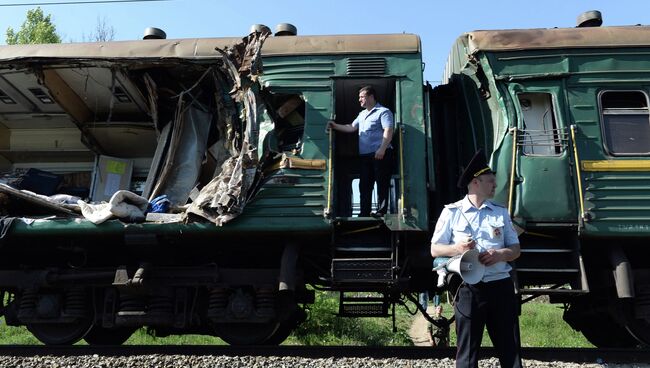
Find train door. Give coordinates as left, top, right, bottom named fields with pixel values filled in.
left=509, top=81, right=578, bottom=222
left=331, top=78, right=396, bottom=217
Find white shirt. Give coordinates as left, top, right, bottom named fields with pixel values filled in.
left=431, top=196, right=519, bottom=282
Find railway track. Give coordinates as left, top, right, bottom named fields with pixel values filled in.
left=0, top=346, right=646, bottom=364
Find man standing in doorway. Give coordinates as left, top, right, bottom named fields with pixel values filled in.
left=327, top=85, right=394, bottom=217
left=430, top=149, right=523, bottom=368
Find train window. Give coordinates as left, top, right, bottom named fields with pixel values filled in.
left=262, top=92, right=305, bottom=153
left=600, top=91, right=650, bottom=155
left=517, top=92, right=562, bottom=155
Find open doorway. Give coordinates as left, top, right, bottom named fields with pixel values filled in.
left=332, top=78, right=396, bottom=217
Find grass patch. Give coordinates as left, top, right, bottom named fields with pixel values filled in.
left=519, top=300, right=593, bottom=348
left=0, top=320, right=227, bottom=345
left=286, top=291, right=413, bottom=346
left=125, top=329, right=224, bottom=345
left=436, top=297, right=593, bottom=348
left=0, top=321, right=40, bottom=345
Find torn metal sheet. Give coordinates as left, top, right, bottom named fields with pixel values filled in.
left=185, top=87, right=261, bottom=226
left=185, top=32, right=269, bottom=226
left=149, top=104, right=213, bottom=206
left=145, top=212, right=184, bottom=223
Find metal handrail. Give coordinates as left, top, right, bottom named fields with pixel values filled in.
left=570, top=124, right=586, bottom=228
left=508, top=127, right=518, bottom=216
left=326, top=124, right=334, bottom=218
left=398, top=124, right=406, bottom=219
left=517, top=127, right=568, bottom=154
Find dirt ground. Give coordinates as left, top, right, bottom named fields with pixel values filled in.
left=409, top=304, right=456, bottom=347
left=409, top=305, right=435, bottom=346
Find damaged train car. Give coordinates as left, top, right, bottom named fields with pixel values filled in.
left=4, top=13, right=650, bottom=348
left=431, top=13, right=650, bottom=348
left=0, top=28, right=432, bottom=345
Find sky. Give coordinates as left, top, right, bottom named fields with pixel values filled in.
left=0, top=0, right=648, bottom=83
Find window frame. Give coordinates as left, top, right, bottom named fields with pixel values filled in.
left=598, top=89, right=650, bottom=157
left=516, top=91, right=564, bottom=157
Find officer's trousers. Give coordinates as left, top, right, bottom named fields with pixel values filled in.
left=454, top=277, right=522, bottom=368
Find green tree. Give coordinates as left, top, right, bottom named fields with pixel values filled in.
left=6, top=7, right=61, bottom=45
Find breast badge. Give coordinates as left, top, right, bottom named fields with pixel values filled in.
left=493, top=227, right=502, bottom=238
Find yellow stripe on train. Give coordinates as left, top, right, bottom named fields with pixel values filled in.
left=582, top=160, right=650, bottom=171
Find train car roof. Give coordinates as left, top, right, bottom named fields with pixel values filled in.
left=466, top=25, right=650, bottom=53
left=0, top=33, right=420, bottom=62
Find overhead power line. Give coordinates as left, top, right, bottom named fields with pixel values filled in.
left=0, top=0, right=170, bottom=7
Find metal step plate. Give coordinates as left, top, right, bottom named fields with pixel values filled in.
left=331, top=258, right=392, bottom=282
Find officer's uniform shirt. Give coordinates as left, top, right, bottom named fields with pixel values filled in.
left=351, top=103, right=394, bottom=155
left=431, top=196, right=519, bottom=282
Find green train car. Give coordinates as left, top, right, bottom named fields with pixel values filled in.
left=0, top=29, right=431, bottom=345
left=434, top=15, right=650, bottom=347
left=0, top=14, right=648, bottom=347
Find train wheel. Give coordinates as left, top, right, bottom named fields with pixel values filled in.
left=564, top=299, right=636, bottom=348
left=262, top=322, right=293, bottom=345
left=27, top=319, right=93, bottom=345
left=625, top=322, right=650, bottom=347
left=577, top=316, right=636, bottom=348
left=263, top=308, right=307, bottom=345
left=621, top=298, right=650, bottom=347
left=214, top=322, right=280, bottom=345
left=83, top=325, right=137, bottom=345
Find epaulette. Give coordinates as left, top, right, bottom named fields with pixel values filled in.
left=444, top=199, right=463, bottom=210
left=488, top=200, right=506, bottom=208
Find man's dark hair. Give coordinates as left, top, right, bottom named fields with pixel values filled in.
left=359, top=85, right=376, bottom=98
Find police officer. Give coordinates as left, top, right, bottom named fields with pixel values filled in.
left=430, top=149, right=522, bottom=368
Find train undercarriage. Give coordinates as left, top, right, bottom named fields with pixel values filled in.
left=2, top=220, right=650, bottom=348
left=0, top=218, right=431, bottom=346
left=0, top=242, right=315, bottom=345
left=515, top=231, right=650, bottom=348
left=561, top=242, right=650, bottom=348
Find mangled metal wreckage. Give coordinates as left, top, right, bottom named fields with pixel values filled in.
left=0, top=33, right=319, bottom=346
left=0, top=33, right=270, bottom=226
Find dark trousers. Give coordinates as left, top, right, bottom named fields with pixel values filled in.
left=359, top=149, right=393, bottom=217
left=454, top=277, right=522, bottom=368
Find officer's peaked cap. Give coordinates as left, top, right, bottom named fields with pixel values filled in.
left=457, top=149, right=495, bottom=188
